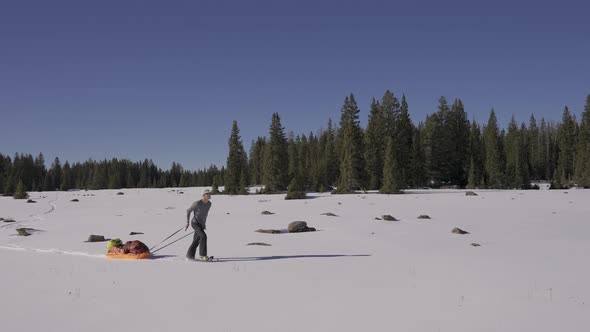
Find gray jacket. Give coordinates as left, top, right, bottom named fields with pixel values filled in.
left=187, top=200, right=212, bottom=229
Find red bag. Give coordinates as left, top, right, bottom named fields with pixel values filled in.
left=123, top=240, right=150, bottom=254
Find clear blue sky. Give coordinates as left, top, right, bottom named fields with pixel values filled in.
left=1, top=0, right=588, bottom=169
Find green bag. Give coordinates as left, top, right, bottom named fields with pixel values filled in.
left=107, top=238, right=123, bottom=252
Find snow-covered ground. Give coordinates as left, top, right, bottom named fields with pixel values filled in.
left=1, top=188, right=589, bottom=331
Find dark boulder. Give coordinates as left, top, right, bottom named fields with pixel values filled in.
left=26, top=199, right=37, bottom=203
left=246, top=242, right=272, bottom=246
left=452, top=227, right=470, bottom=235
left=116, top=192, right=125, bottom=195
left=16, top=228, right=32, bottom=236
left=381, top=215, right=399, bottom=221
left=417, top=215, right=431, bottom=219
left=321, top=212, right=338, bottom=217
left=465, top=191, right=478, bottom=196
left=71, top=199, right=79, bottom=202
left=261, top=211, right=275, bottom=215
left=129, top=232, right=144, bottom=235
left=86, top=234, right=106, bottom=242
left=288, top=221, right=316, bottom=233
left=471, top=243, right=481, bottom=247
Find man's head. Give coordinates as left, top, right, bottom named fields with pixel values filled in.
left=201, top=189, right=211, bottom=202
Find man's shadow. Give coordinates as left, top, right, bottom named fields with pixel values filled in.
left=217, top=254, right=371, bottom=262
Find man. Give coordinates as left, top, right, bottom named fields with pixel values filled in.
left=185, top=189, right=212, bottom=261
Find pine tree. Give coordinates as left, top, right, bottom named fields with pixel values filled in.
left=520, top=122, right=531, bottom=188
left=483, top=109, right=503, bottom=188
left=211, top=175, right=220, bottom=194
left=381, top=137, right=402, bottom=194
left=410, top=124, right=427, bottom=188
left=287, top=133, right=299, bottom=181
left=285, top=134, right=306, bottom=199
left=307, top=131, right=322, bottom=192
left=574, top=95, right=590, bottom=187
left=396, top=95, right=414, bottom=188
left=504, top=115, right=523, bottom=188
left=158, top=174, right=168, bottom=188
left=381, top=90, right=400, bottom=137
left=323, top=118, right=338, bottom=189
left=49, top=157, right=62, bottom=191
left=556, top=106, right=576, bottom=186
left=423, top=114, right=438, bottom=185
left=364, top=98, right=385, bottom=190
left=298, top=134, right=311, bottom=189
left=423, top=98, right=451, bottom=186
left=13, top=180, right=28, bottom=199
left=0, top=153, right=7, bottom=195
left=179, top=172, right=189, bottom=187
left=539, top=118, right=551, bottom=180
left=108, top=173, right=122, bottom=189
left=447, top=99, right=470, bottom=187
left=239, top=167, right=249, bottom=194
left=34, top=153, right=46, bottom=191
left=285, top=172, right=306, bottom=199
left=263, top=113, right=289, bottom=192
left=4, top=174, right=15, bottom=195
left=467, top=120, right=484, bottom=188
left=126, top=170, right=136, bottom=188
left=225, top=120, right=248, bottom=195
left=92, top=163, right=108, bottom=189
left=337, top=94, right=365, bottom=193
left=528, top=115, right=542, bottom=179
left=248, top=137, right=266, bottom=185
left=61, top=161, right=72, bottom=191
left=467, top=157, right=477, bottom=189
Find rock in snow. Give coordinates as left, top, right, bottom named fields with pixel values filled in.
left=86, top=234, right=106, bottom=242
left=287, top=221, right=316, bottom=233
left=16, top=228, right=32, bottom=236
left=452, top=227, right=470, bottom=235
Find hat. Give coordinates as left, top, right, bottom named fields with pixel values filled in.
left=202, top=189, right=211, bottom=196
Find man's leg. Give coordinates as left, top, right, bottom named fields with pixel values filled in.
left=194, top=225, right=208, bottom=257
left=186, top=230, right=201, bottom=259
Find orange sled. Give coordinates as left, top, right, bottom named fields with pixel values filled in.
left=106, top=252, right=151, bottom=260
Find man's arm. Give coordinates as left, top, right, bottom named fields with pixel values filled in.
left=186, top=202, right=198, bottom=229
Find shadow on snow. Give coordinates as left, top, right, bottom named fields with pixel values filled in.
left=217, top=254, right=371, bottom=262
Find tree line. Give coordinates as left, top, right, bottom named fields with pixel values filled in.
left=0, top=155, right=224, bottom=196
left=3, top=92, right=589, bottom=197
left=223, top=92, right=590, bottom=194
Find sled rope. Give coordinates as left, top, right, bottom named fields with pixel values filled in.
left=151, top=231, right=194, bottom=254
left=149, top=227, right=184, bottom=252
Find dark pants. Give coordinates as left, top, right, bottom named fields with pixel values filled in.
left=186, top=223, right=207, bottom=258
